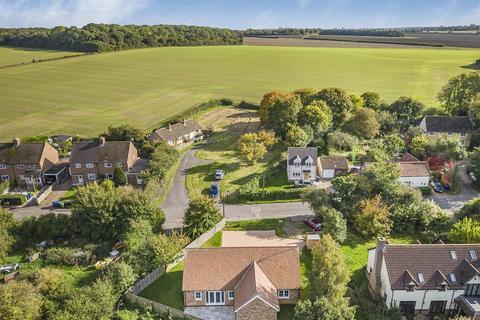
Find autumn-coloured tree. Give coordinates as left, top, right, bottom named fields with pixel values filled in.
left=256, top=130, right=277, bottom=150
left=259, top=91, right=292, bottom=125
left=236, top=133, right=267, bottom=164
left=355, top=195, right=392, bottom=238
left=293, top=87, right=316, bottom=105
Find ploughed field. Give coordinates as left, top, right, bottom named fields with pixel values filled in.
left=0, top=45, right=478, bottom=140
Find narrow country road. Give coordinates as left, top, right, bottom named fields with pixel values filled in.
left=162, top=149, right=313, bottom=229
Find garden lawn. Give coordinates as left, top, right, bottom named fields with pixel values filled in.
left=1, top=45, right=478, bottom=140
left=0, top=46, right=82, bottom=67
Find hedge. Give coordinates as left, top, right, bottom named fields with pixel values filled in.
left=238, top=177, right=304, bottom=201
left=0, top=194, right=26, bottom=206
left=419, top=187, right=432, bottom=196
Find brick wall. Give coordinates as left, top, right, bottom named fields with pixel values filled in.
left=236, top=297, right=277, bottom=320
left=278, top=289, right=300, bottom=305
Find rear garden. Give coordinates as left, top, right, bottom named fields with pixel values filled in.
left=136, top=217, right=415, bottom=320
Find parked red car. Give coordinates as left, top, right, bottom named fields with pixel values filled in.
left=303, top=218, right=322, bottom=232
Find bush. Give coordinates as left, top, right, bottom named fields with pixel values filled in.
left=238, top=177, right=305, bottom=201
left=13, top=213, right=72, bottom=248
left=419, top=187, right=432, bottom=195
left=0, top=181, right=9, bottom=194
left=44, top=247, right=92, bottom=266
left=0, top=194, right=26, bottom=206
left=103, top=261, right=137, bottom=295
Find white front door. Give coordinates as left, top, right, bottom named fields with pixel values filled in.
left=77, top=175, right=84, bottom=184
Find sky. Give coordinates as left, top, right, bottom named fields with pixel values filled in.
left=1, top=0, right=479, bottom=29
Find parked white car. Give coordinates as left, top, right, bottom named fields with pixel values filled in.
left=0, top=263, right=19, bottom=274
left=215, top=170, right=225, bottom=180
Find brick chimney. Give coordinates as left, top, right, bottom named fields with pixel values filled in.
left=372, top=237, right=387, bottom=299
left=99, top=136, right=106, bottom=146
left=13, top=137, right=21, bottom=147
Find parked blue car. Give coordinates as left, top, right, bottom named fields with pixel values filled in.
left=210, top=183, right=220, bottom=198
left=52, top=200, right=64, bottom=208
left=430, top=181, right=444, bottom=193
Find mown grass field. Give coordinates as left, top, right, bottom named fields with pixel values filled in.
left=0, top=45, right=478, bottom=140
left=0, top=46, right=82, bottom=67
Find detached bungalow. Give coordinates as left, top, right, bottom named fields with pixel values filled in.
left=396, top=153, right=430, bottom=188
left=183, top=246, right=301, bottom=320
left=148, top=119, right=203, bottom=147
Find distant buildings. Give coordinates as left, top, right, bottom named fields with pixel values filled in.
left=367, top=237, right=480, bottom=319
left=419, top=115, right=473, bottom=147
left=148, top=119, right=203, bottom=147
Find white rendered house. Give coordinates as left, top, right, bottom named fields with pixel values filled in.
left=287, top=147, right=317, bottom=185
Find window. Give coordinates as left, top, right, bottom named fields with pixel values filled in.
left=429, top=301, right=446, bottom=313
left=448, top=132, right=453, bottom=136
left=205, top=291, right=225, bottom=305
left=87, top=173, right=96, bottom=180
left=450, top=251, right=457, bottom=260
left=461, top=132, right=466, bottom=137
left=228, top=291, right=234, bottom=300
left=294, top=161, right=300, bottom=167
left=465, top=284, right=480, bottom=296
left=17, top=164, right=24, bottom=169
left=0, top=175, right=9, bottom=181
left=417, top=273, right=425, bottom=285
left=406, top=284, right=415, bottom=292
left=104, top=163, right=112, bottom=168
left=75, top=163, right=81, bottom=169
left=0, top=164, right=6, bottom=169
left=278, top=290, right=290, bottom=299
left=449, top=273, right=457, bottom=285
left=105, top=173, right=113, bottom=179
left=86, top=163, right=94, bottom=168
left=194, top=291, right=202, bottom=301
left=116, top=162, right=122, bottom=167
left=27, top=164, right=36, bottom=169
left=399, top=301, right=416, bottom=315
left=469, top=250, right=477, bottom=261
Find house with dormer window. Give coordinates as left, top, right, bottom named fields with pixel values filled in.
left=367, top=238, right=480, bottom=320
left=287, top=147, right=317, bottom=185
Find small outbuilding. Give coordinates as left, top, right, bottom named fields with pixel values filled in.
left=317, top=156, right=348, bottom=179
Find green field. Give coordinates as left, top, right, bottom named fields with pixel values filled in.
left=0, top=45, right=478, bottom=140
left=0, top=46, right=82, bottom=67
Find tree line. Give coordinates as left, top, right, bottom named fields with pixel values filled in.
left=0, top=23, right=242, bottom=52
left=244, top=28, right=403, bottom=37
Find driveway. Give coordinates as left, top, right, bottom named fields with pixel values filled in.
left=162, top=148, right=212, bottom=229
left=428, top=161, right=479, bottom=212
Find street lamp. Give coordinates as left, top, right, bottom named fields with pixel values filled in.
left=222, top=191, right=230, bottom=218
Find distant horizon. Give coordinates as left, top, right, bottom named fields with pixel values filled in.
left=1, top=0, right=479, bottom=30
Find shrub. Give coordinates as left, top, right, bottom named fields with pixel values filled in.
left=419, top=186, right=432, bottom=195
left=0, top=194, right=26, bottom=206
left=44, top=247, right=92, bottom=266
left=238, top=177, right=305, bottom=201
left=327, top=131, right=358, bottom=151
left=103, top=261, right=137, bottom=295
left=0, top=181, right=9, bottom=194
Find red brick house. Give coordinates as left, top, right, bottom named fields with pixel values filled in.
left=182, top=246, right=301, bottom=320
left=69, top=137, right=145, bottom=186
left=0, top=138, right=59, bottom=189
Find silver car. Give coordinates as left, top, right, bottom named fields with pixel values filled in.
left=215, top=170, right=225, bottom=180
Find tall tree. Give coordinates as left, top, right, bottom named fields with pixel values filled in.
left=438, top=73, right=480, bottom=115
left=236, top=133, right=267, bottom=164
left=355, top=195, right=392, bottom=238
left=345, top=108, right=380, bottom=139
left=0, top=280, right=42, bottom=320
left=298, top=100, right=333, bottom=134
left=266, top=94, right=302, bottom=137
left=184, top=196, right=223, bottom=238
left=448, top=218, right=480, bottom=243
left=286, top=124, right=311, bottom=147
left=105, top=125, right=144, bottom=142
left=259, top=91, right=292, bottom=125
left=309, top=234, right=350, bottom=300
left=294, top=297, right=356, bottom=320
left=315, top=87, right=354, bottom=126
left=389, top=97, right=424, bottom=131
left=293, top=87, right=317, bottom=105
left=361, top=91, right=383, bottom=110
left=0, top=208, right=15, bottom=263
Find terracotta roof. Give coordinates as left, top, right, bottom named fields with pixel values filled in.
left=234, top=261, right=280, bottom=312
left=70, top=140, right=134, bottom=164
left=0, top=142, right=48, bottom=164
left=287, top=147, right=318, bottom=166
left=149, top=119, right=202, bottom=143
left=182, top=247, right=301, bottom=292
left=382, top=243, right=480, bottom=290
left=422, top=116, right=472, bottom=133
left=319, top=156, right=348, bottom=170
left=397, top=161, right=430, bottom=177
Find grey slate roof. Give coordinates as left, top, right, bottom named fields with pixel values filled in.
left=0, top=142, right=46, bottom=164
left=149, top=119, right=202, bottom=143
left=128, top=158, right=149, bottom=174
left=382, top=243, right=480, bottom=290
left=287, top=147, right=318, bottom=166
left=423, top=116, right=472, bottom=133
left=70, top=140, right=132, bottom=164
left=319, top=156, right=348, bottom=170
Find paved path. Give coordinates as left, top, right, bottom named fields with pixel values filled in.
left=428, top=160, right=479, bottom=212
left=162, top=148, right=212, bottom=229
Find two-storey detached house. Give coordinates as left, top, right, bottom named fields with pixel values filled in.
left=69, top=137, right=141, bottom=186
left=287, top=147, right=317, bottom=185
left=367, top=238, right=480, bottom=319
left=419, top=115, right=473, bottom=147
left=0, top=138, right=59, bottom=189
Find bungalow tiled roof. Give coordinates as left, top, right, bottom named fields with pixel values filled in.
left=182, top=247, right=301, bottom=292
left=397, top=161, right=430, bottom=177
left=149, top=119, right=202, bottom=143
left=381, top=243, right=480, bottom=290
left=318, top=156, right=348, bottom=170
